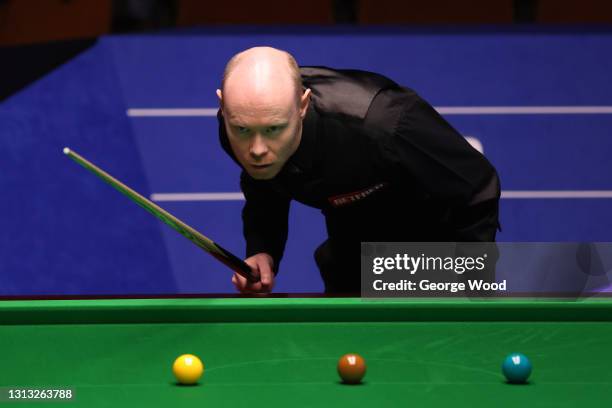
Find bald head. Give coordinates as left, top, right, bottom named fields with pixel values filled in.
left=216, top=47, right=311, bottom=180
left=220, top=47, right=303, bottom=107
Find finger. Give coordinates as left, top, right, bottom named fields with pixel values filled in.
left=242, top=258, right=262, bottom=288
left=258, top=264, right=275, bottom=292
left=244, top=258, right=261, bottom=279
left=232, top=272, right=248, bottom=292
left=234, top=271, right=263, bottom=294
left=232, top=273, right=241, bottom=291
left=245, top=280, right=263, bottom=293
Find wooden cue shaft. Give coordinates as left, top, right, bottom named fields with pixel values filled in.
left=63, top=147, right=258, bottom=283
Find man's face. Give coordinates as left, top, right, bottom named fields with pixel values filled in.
left=220, top=88, right=308, bottom=180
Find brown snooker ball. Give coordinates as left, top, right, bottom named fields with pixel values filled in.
left=337, top=353, right=366, bottom=384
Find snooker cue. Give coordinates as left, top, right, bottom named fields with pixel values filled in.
left=63, top=147, right=258, bottom=283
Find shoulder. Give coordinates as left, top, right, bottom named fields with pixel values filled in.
left=300, top=66, right=402, bottom=121
left=301, top=66, right=425, bottom=136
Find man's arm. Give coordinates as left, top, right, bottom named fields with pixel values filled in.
left=240, top=172, right=291, bottom=272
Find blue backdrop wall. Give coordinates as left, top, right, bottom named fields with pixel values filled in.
left=1, top=27, right=611, bottom=295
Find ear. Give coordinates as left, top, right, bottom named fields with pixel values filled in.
left=300, top=88, right=311, bottom=119
left=216, top=89, right=223, bottom=111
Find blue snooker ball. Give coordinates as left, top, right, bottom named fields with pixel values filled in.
left=502, top=353, right=532, bottom=383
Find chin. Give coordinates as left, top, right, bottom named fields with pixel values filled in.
left=249, top=173, right=273, bottom=180
left=247, top=167, right=279, bottom=180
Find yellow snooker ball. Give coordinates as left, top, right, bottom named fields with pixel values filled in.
left=172, top=354, right=204, bottom=385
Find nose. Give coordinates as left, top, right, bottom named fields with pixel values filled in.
left=249, top=134, right=269, bottom=159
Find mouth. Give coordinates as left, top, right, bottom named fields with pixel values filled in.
left=251, top=163, right=273, bottom=169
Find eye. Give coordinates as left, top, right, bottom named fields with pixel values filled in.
left=236, top=126, right=250, bottom=135
left=265, top=125, right=284, bottom=135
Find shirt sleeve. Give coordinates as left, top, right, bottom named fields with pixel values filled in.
left=374, top=90, right=501, bottom=241
left=240, top=172, right=291, bottom=273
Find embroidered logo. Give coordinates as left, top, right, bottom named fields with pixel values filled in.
left=328, top=183, right=388, bottom=208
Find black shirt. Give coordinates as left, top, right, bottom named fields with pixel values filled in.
left=218, top=67, right=501, bottom=271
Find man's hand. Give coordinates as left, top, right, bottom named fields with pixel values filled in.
left=232, top=253, right=275, bottom=294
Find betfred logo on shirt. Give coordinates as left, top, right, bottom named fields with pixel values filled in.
left=328, top=182, right=388, bottom=208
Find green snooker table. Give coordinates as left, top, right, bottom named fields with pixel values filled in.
left=1, top=297, right=611, bottom=407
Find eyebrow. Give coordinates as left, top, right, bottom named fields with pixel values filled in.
left=229, top=122, right=288, bottom=128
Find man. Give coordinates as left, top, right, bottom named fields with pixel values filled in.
left=217, top=47, right=500, bottom=294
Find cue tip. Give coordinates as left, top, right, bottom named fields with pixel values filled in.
left=63, top=147, right=70, bottom=155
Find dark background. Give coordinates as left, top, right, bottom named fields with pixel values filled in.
left=1, top=0, right=612, bottom=46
